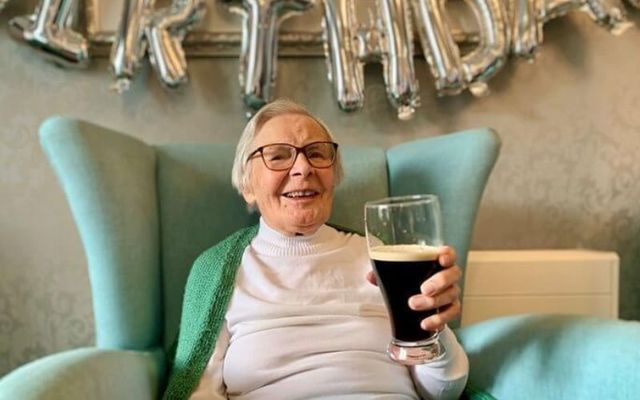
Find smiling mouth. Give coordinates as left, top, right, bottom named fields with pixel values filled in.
left=282, top=190, right=320, bottom=199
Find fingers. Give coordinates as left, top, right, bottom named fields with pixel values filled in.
left=420, top=299, right=462, bottom=332
left=409, top=284, right=461, bottom=311
left=438, top=245, right=457, bottom=268
left=420, top=265, right=462, bottom=296
left=366, top=270, right=378, bottom=286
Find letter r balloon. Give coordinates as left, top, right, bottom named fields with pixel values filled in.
left=146, top=0, right=207, bottom=88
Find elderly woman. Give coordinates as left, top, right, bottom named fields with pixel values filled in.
left=164, top=99, right=468, bottom=400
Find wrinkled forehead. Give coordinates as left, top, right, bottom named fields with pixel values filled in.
left=253, top=113, right=331, bottom=148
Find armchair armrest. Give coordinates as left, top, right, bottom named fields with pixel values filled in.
left=0, top=348, right=165, bottom=400
left=456, top=314, right=640, bottom=400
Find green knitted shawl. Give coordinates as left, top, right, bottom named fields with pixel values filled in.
left=162, top=224, right=495, bottom=400
left=163, top=225, right=259, bottom=400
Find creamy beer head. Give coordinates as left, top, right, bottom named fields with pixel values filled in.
left=369, top=244, right=439, bottom=262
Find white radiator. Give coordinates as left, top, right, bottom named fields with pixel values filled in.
left=460, top=250, right=619, bottom=326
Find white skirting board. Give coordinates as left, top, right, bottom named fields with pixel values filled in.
left=460, top=250, right=619, bottom=327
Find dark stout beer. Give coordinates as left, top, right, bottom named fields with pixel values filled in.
left=370, top=245, right=441, bottom=343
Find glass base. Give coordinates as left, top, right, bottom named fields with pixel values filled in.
left=387, top=336, right=446, bottom=365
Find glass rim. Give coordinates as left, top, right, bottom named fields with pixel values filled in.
left=364, top=194, right=439, bottom=209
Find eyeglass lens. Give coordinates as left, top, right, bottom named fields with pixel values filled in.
left=262, top=142, right=336, bottom=170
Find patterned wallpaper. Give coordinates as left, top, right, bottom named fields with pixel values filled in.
left=1, top=2, right=639, bottom=377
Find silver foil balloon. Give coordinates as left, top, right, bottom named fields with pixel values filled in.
left=223, top=0, right=315, bottom=110
left=412, top=0, right=508, bottom=97
left=322, top=0, right=364, bottom=111
left=8, top=0, right=89, bottom=68
left=541, top=0, right=630, bottom=33
left=322, top=0, right=420, bottom=120
left=507, top=0, right=540, bottom=60
left=110, top=0, right=155, bottom=93
left=459, top=0, right=510, bottom=97
left=510, top=0, right=631, bottom=61
left=379, top=0, right=421, bottom=119
left=543, top=0, right=581, bottom=19
left=411, top=0, right=463, bottom=95
left=146, top=0, right=206, bottom=88
left=582, top=0, right=632, bottom=34
left=625, top=0, right=640, bottom=9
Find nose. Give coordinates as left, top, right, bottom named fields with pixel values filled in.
left=289, top=150, right=313, bottom=177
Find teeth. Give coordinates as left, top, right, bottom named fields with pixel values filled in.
left=285, top=190, right=317, bottom=198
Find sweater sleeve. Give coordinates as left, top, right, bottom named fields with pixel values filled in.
left=409, top=326, right=469, bottom=400
left=188, top=322, right=231, bottom=400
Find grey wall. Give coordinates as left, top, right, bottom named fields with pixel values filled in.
left=1, top=1, right=639, bottom=376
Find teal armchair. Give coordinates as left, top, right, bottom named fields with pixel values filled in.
left=0, top=116, right=638, bottom=399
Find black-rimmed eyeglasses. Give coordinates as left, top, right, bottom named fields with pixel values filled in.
left=246, top=141, right=339, bottom=171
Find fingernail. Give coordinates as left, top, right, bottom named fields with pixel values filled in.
left=409, top=296, right=427, bottom=310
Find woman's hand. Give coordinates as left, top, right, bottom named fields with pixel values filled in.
left=366, top=246, right=462, bottom=332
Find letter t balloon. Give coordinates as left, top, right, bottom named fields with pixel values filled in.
left=222, top=0, right=315, bottom=112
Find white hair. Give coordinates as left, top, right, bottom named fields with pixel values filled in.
left=231, top=99, right=344, bottom=204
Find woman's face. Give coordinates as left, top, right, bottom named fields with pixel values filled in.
left=242, top=113, right=336, bottom=236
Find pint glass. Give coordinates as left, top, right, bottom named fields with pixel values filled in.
left=364, top=194, right=446, bottom=365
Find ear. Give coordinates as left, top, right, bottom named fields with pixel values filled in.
left=242, top=187, right=256, bottom=207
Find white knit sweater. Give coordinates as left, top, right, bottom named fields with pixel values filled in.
left=190, top=219, right=468, bottom=400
